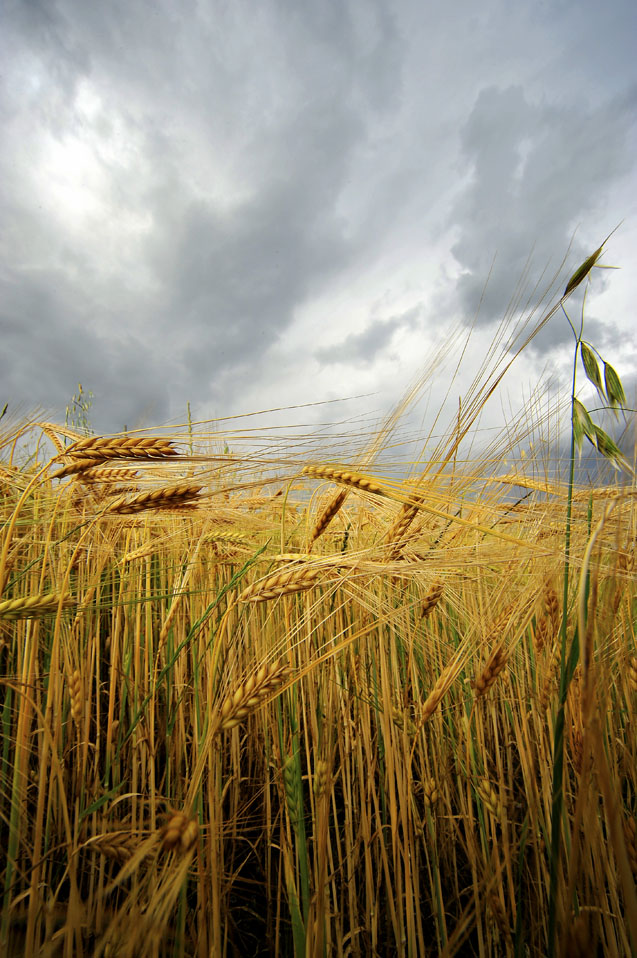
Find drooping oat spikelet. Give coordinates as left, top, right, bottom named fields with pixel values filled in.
left=419, top=580, right=444, bottom=620
left=68, top=669, right=82, bottom=726
left=160, top=811, right=199, bottom=853
left=303, top=464, right=386, bottom=496
left=237, top=564, right=325, bottom=603
left=218, top=661, right=291, bottom=730
left=472, top=647, right=508, bottom=699
left=0, top=593, right=72, bottom=619
left=309, top=489, right=348, bottom=549
left=106, top=484, right=203, bottom=515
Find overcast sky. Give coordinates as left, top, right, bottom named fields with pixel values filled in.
left=2, top=0, right=636, bottom=453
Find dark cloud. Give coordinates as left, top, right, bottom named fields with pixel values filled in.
left=450, top=84, right=636, bottom=339
left=1, top=0, right=635, bottom=433
left=315, top=306, right=421, bottom=365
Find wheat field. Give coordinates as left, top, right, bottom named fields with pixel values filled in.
left=1, top=270, right=636, bottom=956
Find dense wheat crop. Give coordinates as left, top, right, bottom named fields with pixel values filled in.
left=1, top=256, right=636, bottom=956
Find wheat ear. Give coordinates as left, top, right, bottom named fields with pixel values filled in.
left=303, top=464, right=386, bottom=496
left=0, top=593, right=72, bottom=619
left=106, top=484, right=202, bottom=515
left=92, top=831, right=139, bottom=865
left=237, top=565, right=325, bottom=603
left=309, top=490, right=348, bottom=548
left=65, top=435, right=178, bottom=459
left=160, top=811, right=199, bottom=853
left=218, top=661, right=291, bottom=730
left=68, top=669, right=83, bottom=726
left=472, top=647, right=508, bottom=699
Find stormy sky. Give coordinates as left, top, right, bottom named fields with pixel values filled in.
left=2, top=0, right=636, bottom=444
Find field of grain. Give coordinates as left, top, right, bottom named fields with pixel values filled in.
left=1, top=264, right=636, bottom=956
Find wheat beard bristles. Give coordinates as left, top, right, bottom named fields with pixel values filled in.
left=237, top=564, right=325, bottom=602
left=105, top=484, right=203, bottom=515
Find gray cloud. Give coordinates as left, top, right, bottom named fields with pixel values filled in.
left=1, top=0, right=635, bottom=433
left=450, top=84, right=636, bottom=338
left=315, top=306, right=421, bottom=365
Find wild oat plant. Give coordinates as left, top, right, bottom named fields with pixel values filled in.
left=0, top=242, right=636, bottom=957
